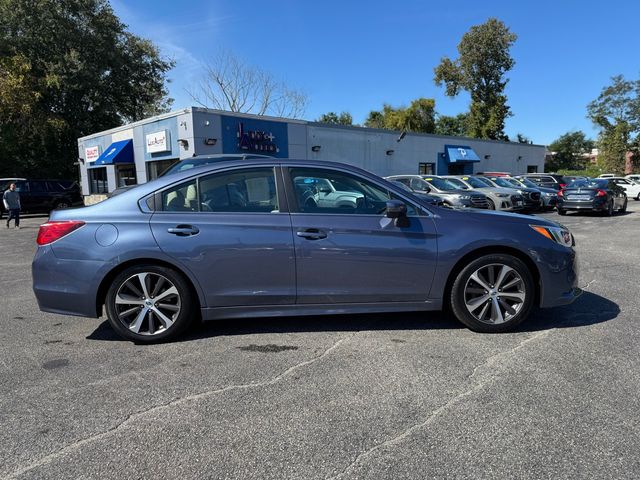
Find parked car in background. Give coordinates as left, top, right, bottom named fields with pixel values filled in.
left=598, top=174, right=615, bottom=178
left=608, top=177, right=640, bottom=200
left=32, top=158, right=580, bottom=342
left=500, top=177, right=558, bottom=211
left=625, top=174, right=640, bottom=183
left=389, top=180, right=443, bottom=206
left=480, top=176, right=542, bottom=211
left=561, top=176, right=589, bottom=186
left=557, top=178, right=627, bottom=216
left=517, top=173, right=568, bottom=191
left=386, top=175, right=489, bottom=209
left=441, top=175, right=524, bottom=212
left=1, top=179, right=83, bottom=218
left=477, top=171, right=511, bottom=177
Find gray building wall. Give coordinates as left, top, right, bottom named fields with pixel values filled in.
left=77, top=108, right=546, bottom=198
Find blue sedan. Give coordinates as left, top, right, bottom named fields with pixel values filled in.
left=32, top=159, right=580, bottom=342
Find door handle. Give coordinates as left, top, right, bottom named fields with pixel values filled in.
left=296, top=228, right=327, bottom=240
left=167, top=224, right=200, bottom=236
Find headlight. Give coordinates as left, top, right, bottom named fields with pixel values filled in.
left=530, top=224, right=574, bottom=247
left=495, top=193, right=509, bottom=198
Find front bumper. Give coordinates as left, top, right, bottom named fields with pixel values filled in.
left=537, top=246, right=580, bottom=308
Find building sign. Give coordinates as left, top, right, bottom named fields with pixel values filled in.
left=146, top=130, right=170, bottom=153
left=236, top=122, right=280, bottom=153
left=221, top=115, right=288, bottom=158
left=85, top=146, right=101, bottom=163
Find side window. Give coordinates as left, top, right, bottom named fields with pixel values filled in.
left=29, top=181, right=47, bottom=192
left=289, top=168, right=417, bottom=215
left=410, top=178, right=426, bottom=190
left=14, top=181, right=28, bottom=192
left=199, top=168, right=278, bottom=213
left=162, top=180, right=198, bottom=212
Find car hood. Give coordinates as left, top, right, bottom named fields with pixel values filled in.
left=435, top=203, right=563, bottom=228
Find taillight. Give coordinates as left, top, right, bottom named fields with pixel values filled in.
left=557, top=189, right=564, bottom=197
left=596, top=190, right=607, bottom=197
left=37, top=221, right=85, bottom=246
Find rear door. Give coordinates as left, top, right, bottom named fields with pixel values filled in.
left=149, top=165, right=296, bottom=308
left=285, top=166, right=438, bottom=304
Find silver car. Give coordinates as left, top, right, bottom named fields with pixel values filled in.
left=443, top=175, right=524, bottom=212
left=386, top=175, right=489, bottom=209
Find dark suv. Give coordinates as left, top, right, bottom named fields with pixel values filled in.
left=0, top=179, right=83, bottom=218
left=516, top=174, right=568, bottom=191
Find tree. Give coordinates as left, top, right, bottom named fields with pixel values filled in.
left=364, top=98, right=436, bottom=133
left=515, top=133, right=533, bottom=144
left=434, top=18, right=517, bottom=140
left=586, top=75, right=640, bottom=174
left=0, top=0, right=174, bottom=178
left=547, top=131, right=594, bottom=171
left=189, top=50, right=307, bottom=119
left=434, top=113, right=469, bottom=137
left=316, top=111, right=353, bottom=126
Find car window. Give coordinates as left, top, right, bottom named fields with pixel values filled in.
left=422, top=177, right=458, bottom=191
left=410, top=177, right=431, bottom=190
left=162, top=180, right=199, bottom=212
left=445, top=178, right=467, bottom=189
left=13, top=181, right=28, bottom=192
left=199, top=168, right=278, bottom=213
left=29, top=180, right=48, bottom=192
left=290, top=168, right=416, bottom=215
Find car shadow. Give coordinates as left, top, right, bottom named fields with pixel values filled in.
left=86, top=291, right=618, bottom=343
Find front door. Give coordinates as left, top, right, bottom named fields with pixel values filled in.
left=149, top=166, right=296, bottom=308
left=286, top=166, right=438, bottom=304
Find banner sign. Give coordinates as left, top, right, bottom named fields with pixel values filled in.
left=85, top=146, right=101, bottom=163
left=146, top=130, right=170, bottom=153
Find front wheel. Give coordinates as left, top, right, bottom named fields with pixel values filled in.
left=105, top=265, right=195, bottom=343
left=557, top=208, right=567, bottom=216
left=620, top=197, right=628, bottom=213
left=487, top=198, right=496, bottom=210
left=450, top=254, right=535, bottom=333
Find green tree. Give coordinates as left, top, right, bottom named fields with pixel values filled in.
left=434, top=18, right=517, bottom=140
left=364, top=98, right=436, bottom=133
left=0, top=0, right=174, bottom=178
left=587, top=75, right=640, bottom=174
left=434, top=113, right=469, bottom=136
left=316, top=111, right=353, bottom=126
left=547, top=131, right=594, bottom=171
left=515, top=133, right=533, bottom=144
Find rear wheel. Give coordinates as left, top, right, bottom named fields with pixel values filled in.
left=105, top=265, right=195, bottom=343
left=450, top=254, right=535, bottom=333
left=620, top=197, right=628, bottom=213
left=605, top=200, right=614, bottom=216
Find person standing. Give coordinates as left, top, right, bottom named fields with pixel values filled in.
left=3, top=183, right=21, bottom=229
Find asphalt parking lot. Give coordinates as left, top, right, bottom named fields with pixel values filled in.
left=1, top=208, right=639, bottom=479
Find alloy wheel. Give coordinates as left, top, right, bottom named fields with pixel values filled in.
left=114, top=272, right=181, bottom=335
left=463, top=263, right=526, bottom=325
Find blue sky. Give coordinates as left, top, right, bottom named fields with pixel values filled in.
left=111, top=0, right=639, bottom=145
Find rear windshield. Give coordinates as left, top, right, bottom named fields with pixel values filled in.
left=569, top=179, right=607, bottom=189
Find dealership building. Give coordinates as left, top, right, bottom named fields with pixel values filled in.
left=77, top=107, right=546, bottom=201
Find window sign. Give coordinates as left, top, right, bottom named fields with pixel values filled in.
left=146, top=130, right=170, bottom=153
left=85, top=146, right=101, bottom=163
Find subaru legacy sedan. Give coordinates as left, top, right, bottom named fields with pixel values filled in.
left=32, top=160, right=580, bottom=342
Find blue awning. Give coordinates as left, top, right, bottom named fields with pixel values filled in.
left=445, top=145, right=481, bottom=163
left=91, top=139, right=134, bottom=166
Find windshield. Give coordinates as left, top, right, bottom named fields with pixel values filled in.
left=490, top=177, right=519, bottom=189
left=471, top=176, right=495, bottom=187
left=569, top=179, right=608, bottom=189
left=519, top=178, right=539, bottom=188
left=445, top=178, right=468, bottom=189
left=422, top=177, right=459, bottom=191
left=501, top=178, right=526, bottom=188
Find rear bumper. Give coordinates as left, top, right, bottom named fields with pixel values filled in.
left=558, top=198, right=606, bottom=211
left=32, top=245, right=102, bottom=318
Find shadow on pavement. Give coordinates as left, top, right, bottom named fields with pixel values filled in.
left=87, top=291, right=618, bottom=343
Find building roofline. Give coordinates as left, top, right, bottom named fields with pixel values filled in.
left=78, top=106, right=546, bottom=148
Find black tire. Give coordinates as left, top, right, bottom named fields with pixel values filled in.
left=487, top=198, right=496, bottom=210
left=557, top=208, right=567, bottom=216
left=449, top=254, right=535, bottom=333
left=605, top=200, right=614, bottom=216
left=620, top=197, right=628, bottom=213
left=105, top=264, right=195, bottom=343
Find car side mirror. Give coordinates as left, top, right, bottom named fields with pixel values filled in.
left=386, top=200, right=410, bottom=227
left=423, top=186, right=431, bottom=193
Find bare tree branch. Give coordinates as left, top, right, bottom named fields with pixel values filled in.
left=187, top=50, right=307, bottom=119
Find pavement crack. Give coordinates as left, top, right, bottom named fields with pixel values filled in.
left=327, top=330, right=550, bottom=480
left=7, top=334, right=354, bottom=480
